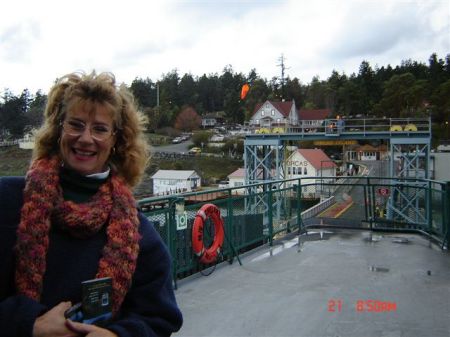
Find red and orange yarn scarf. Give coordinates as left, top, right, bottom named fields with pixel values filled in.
left=15, top=156, right=141, bottom=315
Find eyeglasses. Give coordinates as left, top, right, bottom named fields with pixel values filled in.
left=61, top=120, right=115, bottom=142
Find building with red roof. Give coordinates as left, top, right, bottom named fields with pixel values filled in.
left=298, top=109, right=332, bottom=130
left=345, top=144, right=389, bottom=161
left=249, top=100, right=298, bottom=128
left=285, top=149, right=337, bottom=195
left=249, top=100, right=332, bottom=130
left=227, top=148, right=337, bottom=196
left=226, top=168, right=246, bottom=194
left=298, top=109, right=331, bottom=120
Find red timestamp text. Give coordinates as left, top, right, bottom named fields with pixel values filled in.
left=355, top=299, right=397, bottom=312
left=327, top=299, right=397, bottom=313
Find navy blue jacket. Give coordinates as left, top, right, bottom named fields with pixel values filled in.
left=0, top=177, right=182, bottom=337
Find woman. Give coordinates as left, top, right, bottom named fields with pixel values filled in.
left=0, top=72, right=183, bottom=336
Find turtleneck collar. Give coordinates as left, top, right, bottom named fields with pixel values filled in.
left=86, top=167, right=111, bottom=179
left=59, top=166, right=110, bottom=203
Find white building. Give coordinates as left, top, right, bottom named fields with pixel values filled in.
left=227, top=149, right=336, bottom=196
left=286, top=149, right=336, bottom=180
left=285, top=149, right=337, bottom=197
left=151, top=170, right=201, bottom=195
left=345, top=144, right=389, bottom=161
left=201, top=111, right=225, bottom=128
left=18, top=129, right=37, bottom=149
left=249, top=100, right=298, bottom=128
left=430, top=152, right=450, bottom=181
left=227, top=168, right=246, bottom=194
left=298, top=109, right=331, bottom=130
left=248, top=100, right=331, bottom=130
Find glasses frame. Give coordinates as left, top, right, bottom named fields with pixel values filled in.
left=60, top=120, right=116, bottom=142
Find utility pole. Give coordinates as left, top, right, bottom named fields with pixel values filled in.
left=156, top=82, right=160, bottom=107
left=277, top=54, right=289, bottom=101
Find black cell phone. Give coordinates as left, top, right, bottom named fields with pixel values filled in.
left=64, top=302, right=83, bottom=321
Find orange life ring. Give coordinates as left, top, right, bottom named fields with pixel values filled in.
left=192, top=203, right=225, bottom=264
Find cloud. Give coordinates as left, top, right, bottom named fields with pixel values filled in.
left=0, top=21, right=40, bottom=63
left=326, top=1, right=442, bottom=59
left=0, top=0, right=448, bottom=93
left=282, top=0, right=449, bottom=81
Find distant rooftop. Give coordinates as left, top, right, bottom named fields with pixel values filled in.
left=298, top=108, right=331, bottom=120
left=228, top=168, right=245, bottom=178
left=151, top=170, right=198, bottom=180
left=253, top=100, right=294, bottom=118
left=228, top=168, right=277, bottom=179
left=297, top=148, right=337, bottom=169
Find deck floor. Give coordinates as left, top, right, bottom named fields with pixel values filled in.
left=173, top=229, right=450, bottom=337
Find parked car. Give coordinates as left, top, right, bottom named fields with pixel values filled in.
left=188, top=147, right=202, bottom=155
left=172, top=137, right=183, bottom=144
left=214, top=126, right=227, bottom=134
left=210, top=134, right=225, bottom=142
left=217, top=181, right=229, bottom=189
left=180, top=134, right=190, bottom=141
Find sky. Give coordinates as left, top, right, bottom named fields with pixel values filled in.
left=0, top=0, right=449, bottom=95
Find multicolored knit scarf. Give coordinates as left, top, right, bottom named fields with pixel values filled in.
left=15, top=156, right=141, bottom=315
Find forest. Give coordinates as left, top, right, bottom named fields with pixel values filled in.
left=1, top=53, right=449, bottom=141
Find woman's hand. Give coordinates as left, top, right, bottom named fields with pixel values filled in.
left=33, top=302, right=80, bottom=337
left=66, top=319, right=118, bottom=337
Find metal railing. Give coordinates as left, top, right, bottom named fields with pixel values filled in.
left=247, top=117, right=431, bottom=136
left=137, top=175, right=449, bottom=286
left=0, top=140, right=19, bottom=147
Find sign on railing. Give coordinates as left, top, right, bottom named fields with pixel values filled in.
left=175, top=200, right=188, bottom=230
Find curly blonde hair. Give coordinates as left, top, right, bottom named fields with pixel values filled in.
left=33, top=71, right=149, bottom=188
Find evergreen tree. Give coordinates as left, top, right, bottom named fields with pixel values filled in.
left=427, top=53, right=447, bottom=95
left=2, top=52, right=450, bottom=134
left=26, top=90, right=47, bottom=129
left=130, top=77, right=156, bottom=108
left=284, top=77, right=302, bottom=108
left=220, top=65, right=246, bottom=123
left=376, top=73, right=427, bottom=118
left=357, top=61, right=376, bottom=114
left=304, top=76, right=328, bottom=109
left=0, top=89, right=28, bottom=138
left=178, top=74, right=198, bottom=107
left=431, top=79, right=450, bottom=123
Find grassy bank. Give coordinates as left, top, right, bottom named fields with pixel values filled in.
left=0, top=146, right=243, bottom=186
left=0, top=147, right=33, bottom=176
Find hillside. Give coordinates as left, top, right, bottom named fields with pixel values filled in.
left=135, top=156, right=242, bottom=197
left=0, top=147, right=33, bottom=176
left=0, top=146, right=243, bottom=196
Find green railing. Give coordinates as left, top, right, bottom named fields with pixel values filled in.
left=137, top=176, right=450, bottom=286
